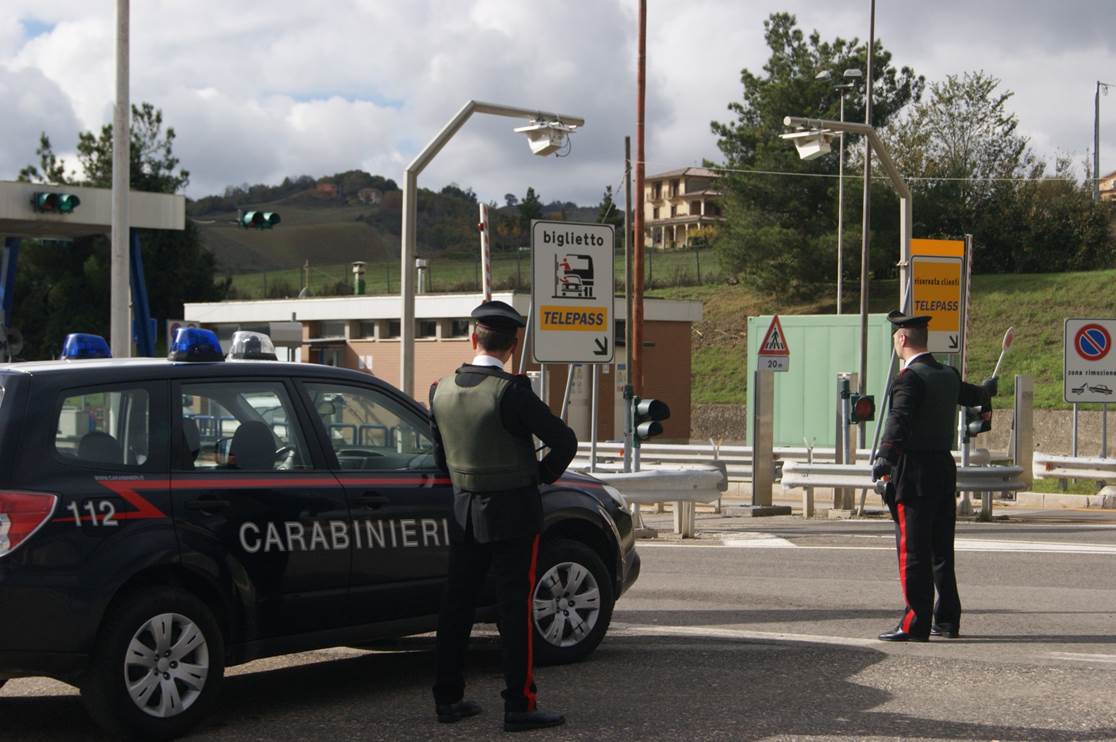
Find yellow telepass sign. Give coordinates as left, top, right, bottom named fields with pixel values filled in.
left=910, top=240, right=964, bottom=353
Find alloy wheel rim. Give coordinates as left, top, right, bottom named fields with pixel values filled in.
left=124, top=612, right=209, bottom=718
left=533, top=560, right=601, bottom=648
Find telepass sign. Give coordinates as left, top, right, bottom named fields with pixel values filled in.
left=910, top=239, right=965, bottom=354
left=531, top=220, right=615, bottom=363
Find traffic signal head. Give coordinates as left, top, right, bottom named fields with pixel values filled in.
left=30, top=191, right=81, bottom=214
left=847, top=394, right=876, bottom=424
left=965, top=406, right=991, bottom=437
left=240, top=210, right=281, bottom=229
left=634, top=397, right=670, bottom=441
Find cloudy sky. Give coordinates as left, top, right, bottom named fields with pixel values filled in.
left=1, top=0, right=1113, bottom=205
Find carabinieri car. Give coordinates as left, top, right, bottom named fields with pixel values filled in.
left=0, top=330, right=640, bottom=740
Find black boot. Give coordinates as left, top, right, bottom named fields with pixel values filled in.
left=504, top=709, right=566, bottom=732
left=436, top=699, right=482, bottom=723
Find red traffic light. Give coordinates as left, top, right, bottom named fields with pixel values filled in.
left=848, top=394, right=875, bottom=424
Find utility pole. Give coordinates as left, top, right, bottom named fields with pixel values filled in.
left=632, top=0, right=646, bottom=397
left=624, top=136, right=634, bottom=472
left=857, top=0, right=876, bottom=446
left=1096, top=81, right=1113, bottom=202
left=110, top=0, right=130, bottom=358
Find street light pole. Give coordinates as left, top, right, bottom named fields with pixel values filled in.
left=1095, top=80, right=1113, bottom=202
left=110, top=0, right=131, bottom=358
left=398, top=100, right=584, bottom=398
left=859, top=0, right=876, bottom=427
left=836, top=91, right=845, bottom=314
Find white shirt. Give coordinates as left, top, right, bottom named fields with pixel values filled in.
left=903, top=351, right=931, bottom=368
left=470, top=354, right=505, bottom=369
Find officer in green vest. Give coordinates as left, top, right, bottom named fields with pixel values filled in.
left=430, top=300, right=577, bottom=732
left=872, top=310, right=993, bottom=642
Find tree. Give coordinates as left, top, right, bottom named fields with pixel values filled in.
left=596, top=185, right=624, bottom=249
left=15, top=104, right=224, bottom=359
left=885, top=71, right=1114, bottom=273
left=518, top=186, right=543, bottom=231
left=710, top=12, right=923, bottom=294
left=504, top=193, right=519, bottom=208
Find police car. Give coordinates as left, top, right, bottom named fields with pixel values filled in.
left=0, top=329, right=640, bottom=740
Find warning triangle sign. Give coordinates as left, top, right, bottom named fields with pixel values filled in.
left=758, top=315, right=789, bottom=356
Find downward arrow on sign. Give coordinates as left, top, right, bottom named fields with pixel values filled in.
left=594, top=337, right=609, bottom=356
left=948, top=335, right=959, bottom=350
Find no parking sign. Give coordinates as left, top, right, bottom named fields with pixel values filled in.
left=1064, top=318, right=1116, bottom=403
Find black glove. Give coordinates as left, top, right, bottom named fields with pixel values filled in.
left=982, top=376, right=998, bottom=397
left=871, top=458, right=893, bottom=482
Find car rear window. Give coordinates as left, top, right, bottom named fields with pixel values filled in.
left=55, top=388, right=151, bottom=466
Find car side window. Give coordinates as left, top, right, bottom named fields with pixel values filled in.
left=177, top=381, right=311, bottom=471
left=55, top=387, right=151, bottom=467
left=303, top=382, right=435, bottom=471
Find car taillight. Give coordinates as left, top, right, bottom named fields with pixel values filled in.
left=0, top=491, right=58, bottom=557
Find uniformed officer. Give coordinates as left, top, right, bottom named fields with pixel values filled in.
left=429, top=300, right=577, bottom=732
left=871, top=310, right=993, bottom=642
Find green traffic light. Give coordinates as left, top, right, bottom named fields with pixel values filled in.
left=240, top=210, right=281, bottom=229
left=30, top=191, right=81, bottom=214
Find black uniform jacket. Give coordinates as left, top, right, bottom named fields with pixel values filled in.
left=429, top=364, right=578, bottom=543
left=878, top=354, right=988, bottom=502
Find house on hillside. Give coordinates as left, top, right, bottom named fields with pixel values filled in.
left=357, top=187, right=383, bottom=205
left=643, top=166, right=725, bottom=249
left=316, top=182, right=338, bottom=197
left=1100, top=169, right=1116, bottom=202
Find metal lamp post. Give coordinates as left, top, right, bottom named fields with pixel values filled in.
left=782, top=115, right=913, bottom=381
left=398, top=100, right=584, bottom=398
left=1095, top=80, right=1113, bottom=202
left=816, top=68, right=864, bottom=314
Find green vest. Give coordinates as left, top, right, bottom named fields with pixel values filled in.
left=902, top=359, right=960, bottom=452
left=432, top=370, right=539, bottom=492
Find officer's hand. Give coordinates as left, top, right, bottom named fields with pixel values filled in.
left=982, top=376, right=998, bottom=397
left=871, top=458, right=893, bottom=482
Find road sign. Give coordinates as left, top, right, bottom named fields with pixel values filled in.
left=531, top=220, right=615, bottom=363
left=757, top=314, right=789, bottom=372
left=1064, top=318, right=1116, bottom=403
left=910, top=255, right=963, bottom=353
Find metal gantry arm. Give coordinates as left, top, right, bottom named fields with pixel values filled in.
left=398, top=100, right=585, bottom=398
left=782, top=116, right=913, bottom=307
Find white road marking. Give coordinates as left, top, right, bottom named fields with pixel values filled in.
left=638, top=534, right=1116, bottom=554
left=1046, top=652, right=1116, bottom=664
left=612, top=622, right=880, bottom=648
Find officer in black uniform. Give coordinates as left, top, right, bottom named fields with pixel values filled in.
left=872, top=310, right=993, bottom=642
left=429, top=300, right=577, bottom=732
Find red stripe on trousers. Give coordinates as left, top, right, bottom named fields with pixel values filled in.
left=897, top=502, right=915, bottom=632
left=524, top=534, right=540, bottom=711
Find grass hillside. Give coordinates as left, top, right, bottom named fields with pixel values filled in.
left=651, top=269, right=1116, bottom=410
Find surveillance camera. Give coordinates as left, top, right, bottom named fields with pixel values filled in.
left=513, top=120, right=577, bottom=157
left=779, top=129, right=835, bottom=161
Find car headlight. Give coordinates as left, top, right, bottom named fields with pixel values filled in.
left=602, top=484, right=628, bottom=509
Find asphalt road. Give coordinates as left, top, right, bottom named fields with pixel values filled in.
left=4, top=515, right=1116, bottom=740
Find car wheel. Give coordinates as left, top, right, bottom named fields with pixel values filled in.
left=532, top=538, right=614, bottom=665
left=80, top=587, right=225, bottom=741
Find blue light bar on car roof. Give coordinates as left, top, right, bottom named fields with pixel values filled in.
left=168, top=328, right=224, bottom=362
left=61, top=333, right=112, bottom=360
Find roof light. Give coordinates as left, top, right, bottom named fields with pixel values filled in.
left=168, top=327, right=224, bottom=362
left=228, top=331, right=278, bottom=361
left=61, top=333, right=112, bottom=360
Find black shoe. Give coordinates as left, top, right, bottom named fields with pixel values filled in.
left=436, top=699, right=482, bottom=723
left=878, top=627, right=929, bottom=642
left=504, top=709, right=566, bottom=732
left=931, top=623, right=960, bottom=638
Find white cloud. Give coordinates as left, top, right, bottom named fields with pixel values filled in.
left=0, top=0, right=1113, bottom=206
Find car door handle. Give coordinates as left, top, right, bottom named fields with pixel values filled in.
left=354, top=492, right=389, bottom=509
left=185, top=496, right=230, bottom=512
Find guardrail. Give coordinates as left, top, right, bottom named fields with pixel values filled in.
left=780, top=462, right=1026, bottom=519
left=590, top=467, right=725, bottom=538
left=1033, top=454, right=1116, bottom=483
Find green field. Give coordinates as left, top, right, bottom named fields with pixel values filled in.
left=229, top=246, right=720, bottom=298
left=651, top=269, right=1116, bottom=410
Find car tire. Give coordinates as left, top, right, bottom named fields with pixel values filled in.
left=80, top=587, right=225, bottom=741
left=532, top=538, right=614, bottom=666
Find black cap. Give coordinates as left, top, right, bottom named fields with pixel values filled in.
left=887, top=309, right=931, bottom=329
left=471, top=300, right=526, bottom=332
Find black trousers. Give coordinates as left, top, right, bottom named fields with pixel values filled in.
left=432, top=530, right=540, bottom=712
left=886, top=452, right=962, bottom=637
